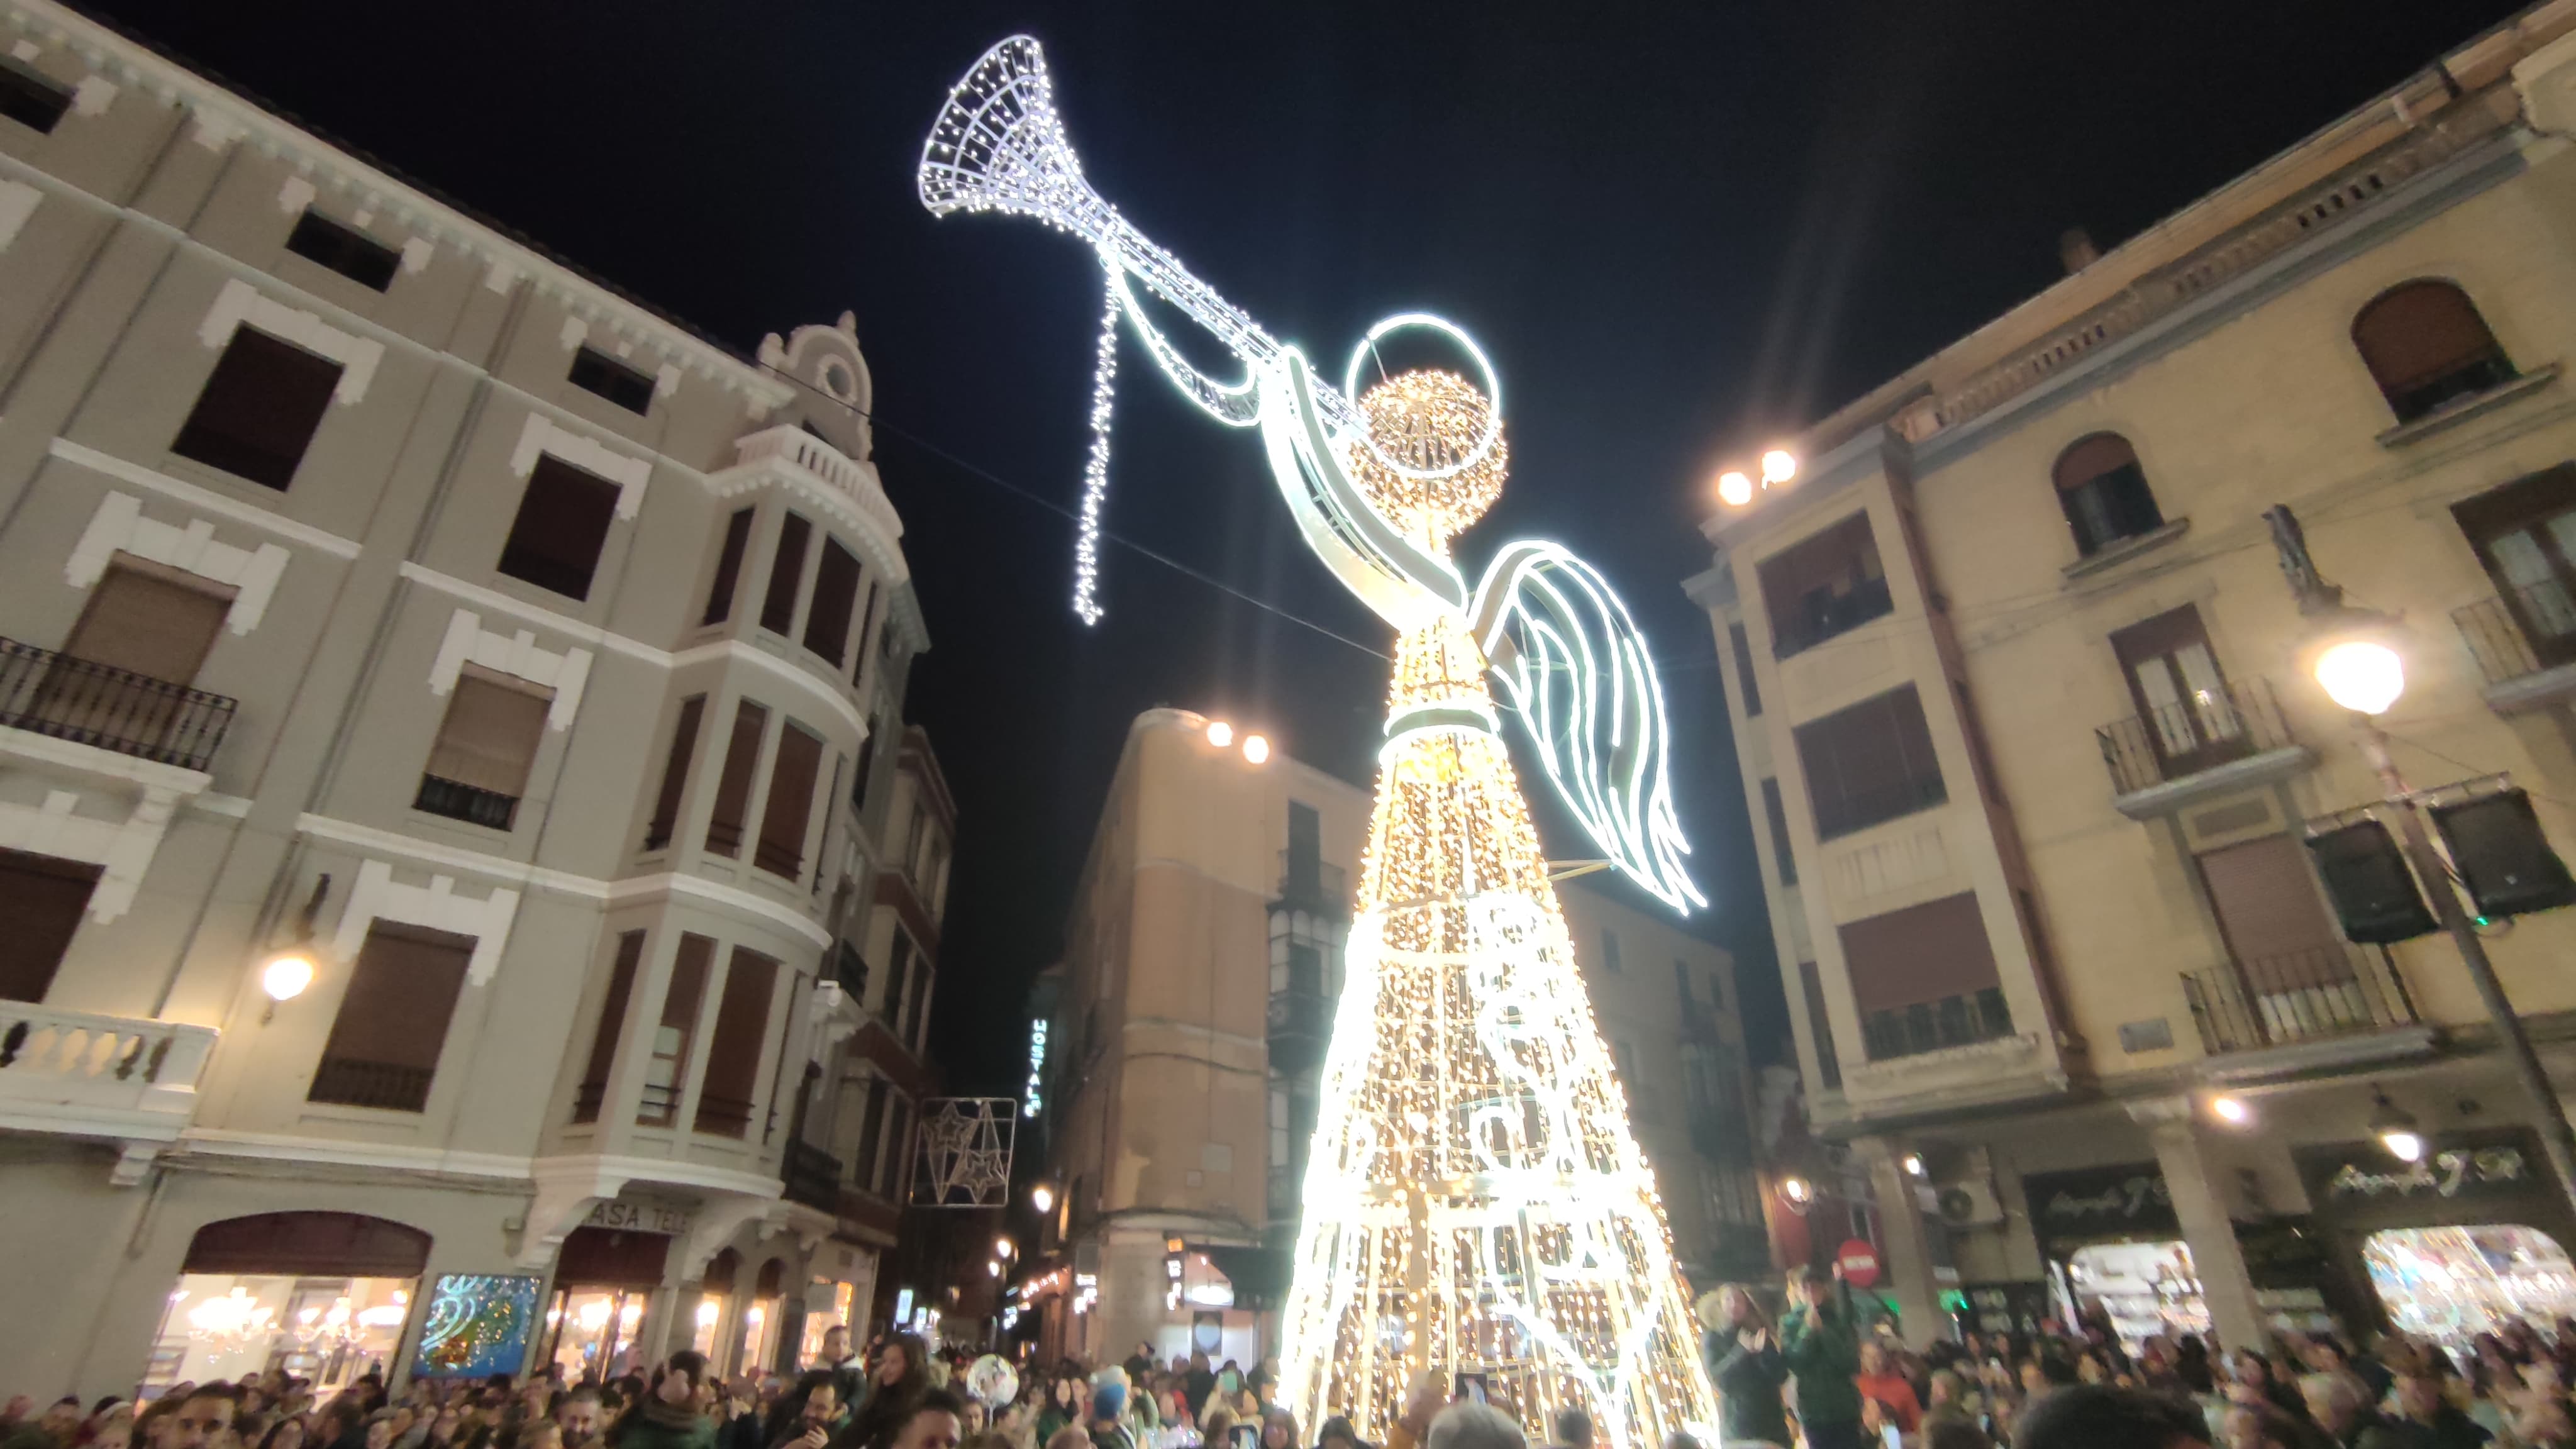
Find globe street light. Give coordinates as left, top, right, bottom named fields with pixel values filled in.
left=2313, top=640, right=2406, bottom=716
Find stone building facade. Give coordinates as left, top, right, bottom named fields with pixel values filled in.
left=1690, top=3, right=2576, bottom=1351
left=0, top=0, right=944, bottom=1397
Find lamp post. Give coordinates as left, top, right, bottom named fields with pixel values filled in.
left=2268, top=506, right=2576, bottom=1206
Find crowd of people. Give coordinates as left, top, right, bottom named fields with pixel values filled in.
left=16, top=1295, right=2576, bottom=1449
left=1698, top=1262, right=2576, bottom=1448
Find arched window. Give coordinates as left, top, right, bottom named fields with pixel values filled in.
left=2053, top=433, right=2164, bottom=556
left=2353, top=280, right=2516, bottom=423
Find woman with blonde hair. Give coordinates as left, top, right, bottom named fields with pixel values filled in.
left=1697, top=1284, right=1788, bottom=1448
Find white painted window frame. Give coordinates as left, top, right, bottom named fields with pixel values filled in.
left=331, top=858, right=521, bottom=986
left=429, top=608, right=592, bottom=731
left=68, top=493, right=289, bottom=635
left=197, top=277, right=385, bottom=404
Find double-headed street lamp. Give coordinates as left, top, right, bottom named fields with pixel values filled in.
left=2269, top=506, right=2576, bottom=1204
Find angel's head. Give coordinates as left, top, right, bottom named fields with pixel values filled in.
left=1348, top=369, right=1507, bottom=550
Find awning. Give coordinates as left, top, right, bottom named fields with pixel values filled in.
left=1195, top=1244, right=1292, bottom=1311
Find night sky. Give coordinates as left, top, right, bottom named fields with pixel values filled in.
left=87, top=0, right=2525, bottom=1093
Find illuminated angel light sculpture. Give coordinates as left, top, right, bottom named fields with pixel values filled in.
left=923, top=37, right=1718, bottom=1448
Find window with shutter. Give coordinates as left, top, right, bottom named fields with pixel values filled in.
left=1840, top=891, right=2013, bottom=1061
left=2197, top=835, right=2350, bottom=980
left=0, top=847, right=99, bottom=1002
left=640, top=935, right=714, bottom=1126
left=803, top=540, right=863, bottom=666
left=416, top=667, right=551, bottom=831
left=754, top=723, right=823, bottom=880
left=2353, top=280, right=2516, bottom=423
left=1757, top=512, right=1891, bottom=657
left=2052, top=434, right=2165, bottom=556
left=569, top=347, right=657, bottom=415
left=497, top=456, right=621, bottom=601
left=1728, top=621, right=1763, bottom=716
left=854, top=1078, right=889, bottom=1190
left=33, top=560, right=236, bottom=762
left=695, top=949, right=779, bottom=1137
left=643, top=696, right=705, bottom=852
left=704, top=701, right=769, bottom=858
left=759, top=514, right=811, bottom=635
left=572, top=931, right=645, bottom=1124
left=285, top=211, right=401, bottom=292
left=2109, top=606, right=2247, bottom=777
left=308, top=922, right=473, bottom=1111
left=852, top=585, right=882, bottom=684
left=702, top=509, right=755, bottom=626
left=1760, top=778, right=1797, bottom=886
left=2455, top=467, right=2576, bottom=670
left=1794, top=685, right=1946, bottom=840
left=172, top=328, right=343, bottom=490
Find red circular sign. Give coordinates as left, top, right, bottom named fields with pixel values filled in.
left=1836, top=1238, right=1882, bottom=1288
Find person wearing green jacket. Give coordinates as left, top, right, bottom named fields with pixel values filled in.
left=611, top=1355, right=717, bottom=1449
left=1779, top=1267, right=1863, bottom=1449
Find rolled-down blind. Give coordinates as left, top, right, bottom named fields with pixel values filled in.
left=2356, top=282, right=2504, bottom=396
left=755, top=723, right=823, bottom=878
left=2197, top=833, right=2346, bottom=964
left=426, top=669, right=550, bottom=797
left=0, top=847, right=101, bottom=1003
left=1839, top=891, right=2002, bottom=1014
left=63, top=560, right=235, bottom=685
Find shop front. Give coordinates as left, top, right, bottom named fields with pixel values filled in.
left=543, top=1202, right=686, bottom=1384
left=2294, top=1128, right=2576, bottom=1359
left=2021, top=1163, right=2335, bottom=1352
left=142, top=1213, right=429, bottom=1397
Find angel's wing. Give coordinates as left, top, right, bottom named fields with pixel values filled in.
left=1470, top=540, right=1706, bottom=913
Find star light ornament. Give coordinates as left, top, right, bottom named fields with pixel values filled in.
left=923, top=38, right=1717, bottom=1449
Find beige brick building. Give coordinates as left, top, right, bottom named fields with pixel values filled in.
left=1690, top=3, right=2576, bottom=1353
left=1018, top=709, right=1760, bottom=1365
left=0, top=0, right=948, bottom=1399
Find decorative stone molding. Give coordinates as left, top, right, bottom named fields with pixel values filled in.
left=69, top=72, right=111, bottom=116
left=0, top=180, right=38, bottom=252
left=277, top=177, right=315, bottom=215
left=198, top=279, right=384, bottom=404
left=509, top=413, right=650, bottom=519
left=69, top=494, right=289, bottom=634
left=50, top=440, right=364, bottom=559
left=0, top=784, right=185, bottom=921
left=400, top=237, right=433, bottom=274
left=429, top=609, right=591, bottom=730
left=331, top=858, right=521, bottom=985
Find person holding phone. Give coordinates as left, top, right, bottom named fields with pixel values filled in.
left=1699, top=1285, right=1789, bottom=1449
left=1780, top=1266, right=1863, bottom=1449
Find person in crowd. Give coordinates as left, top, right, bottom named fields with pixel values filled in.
left=840, top=1339, right=933, bottom=1449
left=2014, top=1384, right=2212, bottom=1449
left=8, top=1399, right=84, bottom=1449
left=1855, top=1340, right=1921, bottom=1438
left=1198, top=1408, right=1235, bottom=1449
left=1780, top=1266, right=1863, bottom=1449
left=1039, top=1430, right=1087, bottom=1449
left=614, top=1354, right=716, bottom=1449
left=1252, top=1409, right=1294, bottom=1449
left=1031, top=1383, right=1077, bottom=1449
left=1919, top=1370, right=1977, bottom=1443
left=1699, top=1285, right=1788, bottom=1449
left=2301, top=1374, right=2408, bottom=1449
left=1120, top=1352, right=1155, bottom=1389
left=557, top=1390, right=608, bottom=1449
left=1080, top=1372, right=1132, bottom=1449
left=713, top=1380, right=766, bottom=1449
left=2225, top=1351, right=2312, bottom=1428
left=811, top=1331, right=865, bottom=1420
left=1421, top=1405, right=1517, bottom=1449
left=769, top=1385, right=841, bottom=1449
left=886, top=1398, right=961, bottom=1449
left=1315, top=1418, right=1363, bottom=1449
left=1377, top=1375, right=1445, bottom=1449
left=2392, top=1370, right=2488, bottom=1449
left=1177, top=1364, right=1212, bottom=1428
left=160, top=1389, right=241, bottom=1449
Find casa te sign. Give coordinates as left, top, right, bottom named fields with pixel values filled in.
left=584, top=1198, right=692, bottom=1236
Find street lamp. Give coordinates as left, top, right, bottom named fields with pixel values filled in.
left=2267, top=504, right=2576, bottom=1202
left=256, top=874, right=331, bottom=1025
left=1029, top=1178, right=1058, bottom=1215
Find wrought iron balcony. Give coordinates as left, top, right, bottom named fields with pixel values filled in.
left=783, top=1139, right=843, bottom=1211
left=1267, top=987, right=1331, bottom=1074
left=2455, top=589, right=2576, bottom=701
left=415, top=774, right=518, bottom=830
left=307, top=1057, right=434, bottom=1113
left=2097, top=677, right=2296, bottom=798
left=1275, top=852, right=1349, bottom=915
left=2184, top=944, right=2418, bottom=1058
left=0, top=636, right=235, bottom=772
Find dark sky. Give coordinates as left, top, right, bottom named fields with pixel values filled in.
left=90, top=0, right=2524, bottom=1091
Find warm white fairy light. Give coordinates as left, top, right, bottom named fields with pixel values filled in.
left=1072, top=278, right=1121, bottom=625
left=923, top=36, right=1719, bottom=1444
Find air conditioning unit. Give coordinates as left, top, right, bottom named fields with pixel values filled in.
left=1935, top=1180, right=2005, bottom=1228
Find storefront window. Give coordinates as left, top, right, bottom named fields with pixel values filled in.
left=2062, top=1241, right=2209, bottom=1350
left=799, top=1283, right=854, bottom=1365
left=692, top=1293, right=725, bottom=1357
left=548, top=1289, right=648, bottom=1384
left=143, top=1274, right=413, bottom=1396
left=2365, top=1225, right=2576, bottom=1360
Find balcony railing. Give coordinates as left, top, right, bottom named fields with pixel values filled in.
left=1773, top=577, right=1894, bottom=658
left=2455, top=590, right=2576, bottom=689
left=2184, top=945, right=2418, bottom=1057
left=307, top=1057, right=434, bottom=1112
left=694, top=1091, right=755, bottom=1139
left=0, top=1002, right=215, bottom=1138
left=728, top=426, right=904, bottom=543
left=415, top=774, right=519, bottom=830
left=0, top=637, right=235, bottom=772
left=2097, top=677, right=2295, bottom=797
left=784, top=1139, right=842, bottom=1211
left=1275, top=852, right=1349, bottom=914
left=1267, top=989, right=1331, bottom=1074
